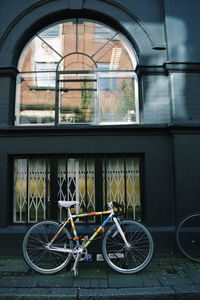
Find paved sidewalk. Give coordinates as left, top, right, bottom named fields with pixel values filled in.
left=0, top=256, right=200, bottom=299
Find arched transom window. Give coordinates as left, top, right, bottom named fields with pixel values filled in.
left=15, top=19, right=138, bottom=125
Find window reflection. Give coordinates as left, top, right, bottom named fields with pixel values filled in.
left=15, top=73, right=55, bottom=124
left=15, top=19, right=138, bottom=125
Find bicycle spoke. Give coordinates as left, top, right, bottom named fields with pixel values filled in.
left=102, top=220, right=153, bottom=274
left=23, top=221, right=73, bottom=274
left=176, top=213, right=200, bottom=262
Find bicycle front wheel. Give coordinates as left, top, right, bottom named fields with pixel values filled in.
left=176, top=213, right=200, bottom=262
left=23, top=220, right=73, bottom=274
left=102, top=220, right=154, bottom=274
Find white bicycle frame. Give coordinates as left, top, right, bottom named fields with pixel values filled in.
left=47, top=202, right=130, bottom=253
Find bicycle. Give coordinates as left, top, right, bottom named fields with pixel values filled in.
left=22, top=201, right=154, bottom=276
left=176, top=212, right=200, bottom=262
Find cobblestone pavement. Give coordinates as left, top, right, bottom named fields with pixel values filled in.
left=0, top=256, right=200, bottom=299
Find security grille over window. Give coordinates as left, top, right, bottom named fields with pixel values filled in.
left=13, top=156, right=141, bottom=223
left=13, top=158, right=50, bottom=223
left=15, top=19, right=138, bottom=126
left=57, top=158, right=95, bottom=221
left=103, top=158, right=141, bottom=220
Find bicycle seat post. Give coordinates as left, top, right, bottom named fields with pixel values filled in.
left=67, top=207, right=72, bottom=219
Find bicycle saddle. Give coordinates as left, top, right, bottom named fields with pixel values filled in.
left=58, top=201, right=79, bottom=208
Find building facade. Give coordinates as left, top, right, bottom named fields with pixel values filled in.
left=0, top=0, right=200, bottom=256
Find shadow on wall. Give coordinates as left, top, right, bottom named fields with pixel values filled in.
left=166, top=13, right=200, bottom=124
left=165, top=11, right=200, bottom=222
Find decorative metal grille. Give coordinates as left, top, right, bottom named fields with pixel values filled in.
left=103, top=157, right=141, bottom=220
left=13, top=159, right=27, bottom=223
left=13, top=156, right=141, bottom=223
left=13, top=158, right=50, bottom=223
left=57, top=158, right=95, bottom=222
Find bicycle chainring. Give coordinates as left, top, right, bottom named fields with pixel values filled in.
left=73, top=245, right=88, bottom=261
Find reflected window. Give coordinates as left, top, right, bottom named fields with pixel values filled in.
left=35, top=62, right=57, bottom=87
left=94, top=23, right=115, bottom=40
left=40, top=24, right=60, bottom=37
left=15, top=19, right=138, bottom=125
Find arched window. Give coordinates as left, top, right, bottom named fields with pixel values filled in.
left=15, top=19, right=138, bottom=125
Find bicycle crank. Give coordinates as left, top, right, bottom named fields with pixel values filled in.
left=71, top=245, right=88, bottom=277
left=73, top=245, right=88, bottom=261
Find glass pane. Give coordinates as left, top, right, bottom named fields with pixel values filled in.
left=39, top=24, right=60, bottom=37
left=28, top=159, right=50, bottom=222
left=13, top=159, right=27, bottom=223
left=99, top=72, right=137, bottom=123
left=57, top=158, right=95, bottom=222
left=34, top=36, right=61, bottom=64
left=76, top=20, right=136, bottom=70
left=18, top=19, right=136, bottom=73
left=77, top=20, right=116, bottom=56
left=94, top=22, right=116, bottom=40
left=60, top=53, right=96, bottom=71
left=13, top=158, right=50, bottom=223
left=126, top=158, right=141, bottom=220
left=15, top=73, right=55, bottom=125
left=59, top=73, right=96, bottom=124
left=38, top=21, right=76, bottom=59
left=13, top=156, right=140, bottom=224
left=103, top=157, right=141, bottom=220
left=18, top=36, right=60, bottom=72
left=94, top=37, right=135, bottom=70
left=35, top=63, right=57, bottom=86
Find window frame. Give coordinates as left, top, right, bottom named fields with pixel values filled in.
left=12, top=154, right=142, bottom=225
left=15, top=18, right=139, bottom=127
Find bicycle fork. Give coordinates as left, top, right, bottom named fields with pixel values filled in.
left=113, top=217, right=131, bottom=248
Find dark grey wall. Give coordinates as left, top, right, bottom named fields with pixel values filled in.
left=168, top=69, right=200, bottom=124
left=140, top=73, right=170, bottom=124
left=173, top=132, right=200, bottom=220
left=0, top=128, right=174, bottom=230
left=164, top=0, right=200, bottom=62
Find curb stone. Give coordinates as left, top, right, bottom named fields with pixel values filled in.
left=174, top=285, right=200, bottom=300
left=0, top=287, right=175, bottom=300
left=79, top=287, right=175, bottom=299
left=0, top=288, right=77, bottom=300
left=1, top=285, right=200, bottom=299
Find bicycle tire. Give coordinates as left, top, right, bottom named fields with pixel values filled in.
left=22, top=220, right=73, bottom=274
left=176, top=213, right=200, bottom=262
left=102, top=220, right=154, bottom=274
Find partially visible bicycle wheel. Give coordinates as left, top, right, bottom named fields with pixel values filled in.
left=102, top=220, right=154, bottom=274
left=176, top=213, right=200, bottom=262
left=23, top=220, right=73, bottom=274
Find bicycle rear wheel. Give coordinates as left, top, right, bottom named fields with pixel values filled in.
left=102, top=220, right=154, bottom=274
left=176, top=213, right=200, bottom=262
left=23, top=220, right=73, bottom=274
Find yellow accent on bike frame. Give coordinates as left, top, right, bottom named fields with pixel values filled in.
left=49, top=210, right=112, bottom=247
left=84, top=225, right=104, bottom=248
left=49, top=219, right=69, bottom=244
